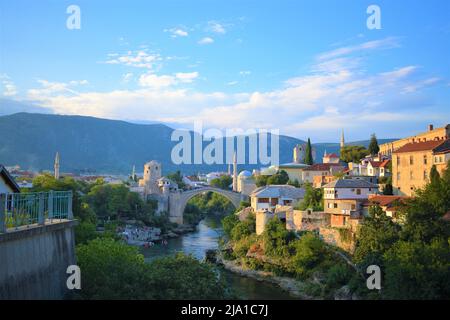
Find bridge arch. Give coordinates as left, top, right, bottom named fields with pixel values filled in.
left=168, top=187, right=243, bottom=225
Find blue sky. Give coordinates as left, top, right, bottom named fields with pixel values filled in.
left=0, top=0, right=449, bottom=142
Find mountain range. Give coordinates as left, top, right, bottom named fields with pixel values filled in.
left=0, top=112, right=396, bottom=175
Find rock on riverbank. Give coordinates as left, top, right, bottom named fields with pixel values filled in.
left=215, top=253, right=313, bottom=299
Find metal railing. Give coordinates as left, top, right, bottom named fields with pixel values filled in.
left=0, top=191, right=73, bottom=233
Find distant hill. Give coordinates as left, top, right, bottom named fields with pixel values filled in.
left=0, top=113, right=395, bottom=175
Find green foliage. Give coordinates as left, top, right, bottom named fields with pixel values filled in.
left=75, top=238, right=230, bottom=299
left=74, top=221, right=97, bottom=245
left=296, top=182, right=323, bottom=211
left=325, top=263, right=353, bottom=289
left=304, top=138, right=314, bottom=165
left=166, top=170, right=186, bottom=190
left=75, top=238, right=149, bottom=299
left=353, top=162, right=450, bottom=299
left=262, top=217, right=296, bottom=257
left=368, top=133, right=380, bottom=155
left=289, top=232, right=329, bottom=278
left=383, top=239, right=450, bottom=299
left=354, top=205, right=400, bottom=265
left=266, top=170, right=289, bottom=185
left=340, top=145, right=368, bottom=163
left=382, top=183, right=393, bottom=195
left=145, top=253, right=231, bottom=299
left=255, top=174, right=269, bottom=187
left=188, top=192, right=235, bottom=217
left=231, top=214, right=256, bottom=241
left=222, top=214, right=240, bottom=238
left=287, top=179, right=301, bottom=187
left=210, top=175, right=233, bottom=190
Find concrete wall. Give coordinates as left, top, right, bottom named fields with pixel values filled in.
left=0, top=220, right=77, bottom=299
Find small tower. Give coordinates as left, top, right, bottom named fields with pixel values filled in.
left=293, top=144, right=304, bottom=164
left=232, top=151, right=238, bottom=192
left=54, top=152, right=60, bottom=180
left=131, top=165, right=136, bottom=181
left=340, top=130, right=345, bottom=149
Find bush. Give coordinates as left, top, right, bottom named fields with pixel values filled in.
left=325, top=263, right=353, bottom=289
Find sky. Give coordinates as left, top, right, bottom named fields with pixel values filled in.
left=0, top=0, right=449, bottom=142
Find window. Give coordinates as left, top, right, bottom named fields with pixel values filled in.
left=410, top=171, right=414, bottom=180
left=423, top=155, right=427, bottom=165
left=409, top=155, right=414, bottom=165
left=396, top=156, right=400, bottom=166
left=356, top=189, right=361, bottom=195
left=334, top=203, right=338, bottom=209
left=424, top=170, right=428, bottom=179
left=351, top=204, right=356, bottom=210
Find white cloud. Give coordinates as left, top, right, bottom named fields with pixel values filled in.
left=207, top=21, right=227, bottom=34
left=175, top=72, right=199, bottom=83
left=165, top=27, right=189, bottom=38
left=26, top=38, right=444, bottom=140
left=138, top=73, right=177, bottom=88
left=104, top=50, right=162, bottom=69
left=1, top=74, right=17, bottom=97
left=122, top=73, right=133, bottom=83
left=239, top=71, right=251, bottom=76
left=198, top=37, right=214, bottom=45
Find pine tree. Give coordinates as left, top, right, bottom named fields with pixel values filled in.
left=368, top=133, right=380, bottom=155
left=304, top=138, right=313, bottom=165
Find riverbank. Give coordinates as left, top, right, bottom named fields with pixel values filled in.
left=215, top=253, right=312, bottom=299
left=118, top=223, right=196, bottom=247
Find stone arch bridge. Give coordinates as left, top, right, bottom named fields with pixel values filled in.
left=168, top=187, right=243, bottom=225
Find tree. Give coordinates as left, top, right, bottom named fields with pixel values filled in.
left=353, top=205, right=400, bottom=265
left=296, top=182, right=323, bottom=211
left=289, top=232, right=330, bottom=279
left=368, top=133, right=380, bottom=155
left=304, top=138, right=314, bottom=165
left=262, top=217, right=296, bottom=257
left=75, top=238, right=230, bottom=299
left=255, top=174, right=269, bottom=187
left=266, top=170, right=289, bottom=185
left=166, top=170, right=186, bottom=190
left=340, top=145, right=369, bottom=163
left=382, top=183, right=393, bottom=195
left=210, top=175, right=233, bottom=190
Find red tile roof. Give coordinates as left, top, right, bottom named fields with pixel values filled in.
left=303, top=163, right=344, bottom=171
left=324, top=153, right=339, bottom=158
left=369, top=160, right=390, bottom=168
left=393, top=139, right=447, bottom=154
left=363, top=195, right=410, bottom=208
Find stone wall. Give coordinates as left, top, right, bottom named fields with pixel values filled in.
left=0, top=220, right=77, bottom=299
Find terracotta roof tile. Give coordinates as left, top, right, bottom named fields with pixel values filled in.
left=393, top=139, right=447, bottom=154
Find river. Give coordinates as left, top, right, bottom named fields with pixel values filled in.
left=140, top=215, right=296, bottom=299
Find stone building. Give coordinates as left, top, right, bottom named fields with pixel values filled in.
left=139, top=160, right=162, bottom=195
left=323, top=178, right=378, bottom=228
left=379, top=124, right=449, bottom=156
left=392, top=138, right=450, bottom=196
left=237, top=170, right=257, bottom=196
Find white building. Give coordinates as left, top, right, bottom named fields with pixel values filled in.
left=323, top=178, right=379, bottom=200
left=250, top=185, right=305, bottom=212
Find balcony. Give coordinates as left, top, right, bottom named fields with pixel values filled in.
left=0, top=191, right=73, bottom=233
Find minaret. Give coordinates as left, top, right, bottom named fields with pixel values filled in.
left=340, top=130, right=345, bottom=149
left=54, top=152, right=60, bottom=180
left=232, top=151, right=238, bottom=192
left=131, top=165, right=136, bottom=181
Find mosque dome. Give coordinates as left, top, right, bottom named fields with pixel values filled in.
left=238, top=170, right=252, bottom=178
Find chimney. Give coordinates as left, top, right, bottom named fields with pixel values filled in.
left=428, top=124, right=434, bottom=131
